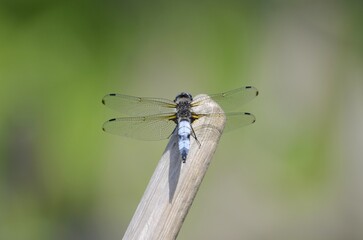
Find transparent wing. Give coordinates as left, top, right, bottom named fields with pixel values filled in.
left=192, top=86, right=258, bottom=112
left=102, top=113, right=177, bottom=141
left=102, top=94, right=176, bottom=116
left=223, top=112, right=256, bottom=131
left=196, top=112, right=256, bottom=132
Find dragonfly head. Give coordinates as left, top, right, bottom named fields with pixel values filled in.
left=174, top=92, right=193, bottom=103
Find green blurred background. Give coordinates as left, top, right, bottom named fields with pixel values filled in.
left=1, top=0, right=363, bottom=239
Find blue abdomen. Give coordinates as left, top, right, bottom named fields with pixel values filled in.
left=178, top=120, right=191, bottom=162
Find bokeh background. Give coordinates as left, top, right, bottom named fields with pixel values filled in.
left=1, top=1, right=363, bottom=239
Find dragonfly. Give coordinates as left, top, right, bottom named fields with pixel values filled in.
left=102, top=86, right=258, bottom=163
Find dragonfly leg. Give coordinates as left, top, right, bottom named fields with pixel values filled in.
left=168, top=126, right=177, bottom=139
left=190, top=126, right=201, bottom=148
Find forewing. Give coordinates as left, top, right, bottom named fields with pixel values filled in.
left=102, top=94, right=176, bottom=116
left=102, top=113, right=177, bottom=141
left=192, top=86, right=258, bottom=112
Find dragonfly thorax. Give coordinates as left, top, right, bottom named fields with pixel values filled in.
left=175, top=92, right=193, bottom=121
left=176, top=108, right=192, bottom=120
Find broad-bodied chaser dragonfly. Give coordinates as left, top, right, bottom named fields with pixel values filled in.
left=102, top=86, right=258, bottom=163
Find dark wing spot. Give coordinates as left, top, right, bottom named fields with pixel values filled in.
left=252, top=119, right=256, bottom=123
left=245, top=86, right=259, bottom=96
left=109, top=93, right=116, bottom=96
left=102, top=99, right=105, bottom=104
left=102, top=127, right=106, bottom=131
left=244, top=112, right=251, bottom=115
left=109, top=118, right=116, bottom=122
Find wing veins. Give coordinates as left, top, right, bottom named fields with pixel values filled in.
left=102, top=93, right=176, bottom=116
